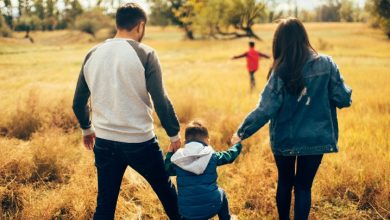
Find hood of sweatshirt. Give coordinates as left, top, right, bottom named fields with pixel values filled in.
left=170, top=141, right=214, bottom=175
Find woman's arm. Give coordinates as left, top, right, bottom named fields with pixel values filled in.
left=328, top=57, right=352, bottom=108
left=236, top=73, right=284, bottom=140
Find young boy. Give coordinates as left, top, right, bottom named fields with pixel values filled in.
left=165, top=121, right=242, bottom=220
left=232, top=41, right=270, bottom=91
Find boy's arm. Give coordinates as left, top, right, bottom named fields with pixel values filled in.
left=215, top=143, right=243, bottom=166
left=232, top=52, right=247, bottom=59
left=164, top=152, right=177, bottom=176
left=258, top=52, right=270, bottom=59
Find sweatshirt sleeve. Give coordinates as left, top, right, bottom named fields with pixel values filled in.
left=145, top=51, right=180, bottom=142
left=72, top=50, right=95, bottom=135
left=215, top=143, right=243, bottom=166
left=328, top=57, right=352, bottom=109
left=236, top=72, right=284, bottom=140
left=164, top=152, right=177, bottom=176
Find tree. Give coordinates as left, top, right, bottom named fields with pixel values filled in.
left=214, top=0, right=266, bottom=40
left=315, top=0, right=342, bottom=22
left=148, top=0, right=266, bottom=40
left=75, top=8, right=113, bottom=36
left=1, top=0, right=14, bottom=28
left=171, top=0, right=200, bottom=39
left=367, top=0, right=390, bottom=38
left=57, top=0, right=83, bottom=29
left=340, top=0, right=354, bottom=22
left=0, top=13, right=12, bottom=37
left=149, top=0, right=172, bottom=27
left=33, top=0, right=45, bottom=19
left=339, top=0, right=364, bottom=22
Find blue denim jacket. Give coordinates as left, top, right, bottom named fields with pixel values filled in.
left=237, top=54, right=352, bottom=156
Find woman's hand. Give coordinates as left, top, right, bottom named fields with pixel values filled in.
left=231, top=133, right=242, bottom=145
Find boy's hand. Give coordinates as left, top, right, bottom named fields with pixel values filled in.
left=231, top=133, right=241, bottom=145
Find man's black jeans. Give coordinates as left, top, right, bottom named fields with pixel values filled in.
left=93, top=137, right=181, bottom=220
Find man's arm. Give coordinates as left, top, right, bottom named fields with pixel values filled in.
left=164, top=152, right=177, bottom=176
left=215, top=143, right=243, bottom=166
left=72, top=70, right=92, bottom=132
left=145, top=51, right=181, bottom=143
left=258, top=52, right=270, bottom=59
left=232, top=52, right=247, bottom=59
left=72, top=51, right=96, bottom=150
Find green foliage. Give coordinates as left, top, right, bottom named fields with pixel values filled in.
left=367, top=0, right=390, bottom=38
left=148, top=0, right=172, bottom=27
left=14, top=15, right=43, bottom=31
left=315, top=0, right=342, bottom=22
left=75, top=9, right=114, bottom=36
left=340, top=0, right=355, bottom=22
left=149, top=0, right=266, bottom=40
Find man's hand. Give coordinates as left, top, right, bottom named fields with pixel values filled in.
left=169, top=138, right=181, bottom=152
left=83, top=133, right=96, bottom=150
left=231, top=133, right=242, bottom=145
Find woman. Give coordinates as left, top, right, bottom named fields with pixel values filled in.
left=231, top=18, right=352, bottom=220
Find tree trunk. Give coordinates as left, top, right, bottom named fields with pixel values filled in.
left=215, top=25, right=262, bottom=41
left=183, top=25, right=194, bottom=40
left=244, top=27, right=261, bottom=41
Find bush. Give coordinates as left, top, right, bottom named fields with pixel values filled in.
left=48, top=98, right=78, bottom=133
left=0, top=15, right=12, bottom=37
left=5, top=90, right=42, bottom=140
left=14, top=15, right=42, bottom=31
left=0, top=186, right=24, bottom=218
left=75, top=9, right=114, bottom=36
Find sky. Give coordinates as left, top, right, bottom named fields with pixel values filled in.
left=128, top=0, right=367, bottom=14
left=4, top=0, right=367, bottom=16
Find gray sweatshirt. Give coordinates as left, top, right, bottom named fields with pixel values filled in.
left=72, top=38, right=180, bottom=143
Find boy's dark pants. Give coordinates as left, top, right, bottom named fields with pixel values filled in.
left=185, top=189, right=231, bottom=220
left=249, top=71, right=256, bottom=90
left=93, top=137, right=181, bottom=220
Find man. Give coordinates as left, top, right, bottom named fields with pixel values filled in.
left=232, top=41, right=270, bottom=92
left=72, top=3, right=181, bottom=220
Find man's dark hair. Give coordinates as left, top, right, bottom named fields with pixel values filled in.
left=185, top=121, right=209, bottom=142
left=249, top=41, right=255, bottom=48
left=116, top=3, right=147, bottom=31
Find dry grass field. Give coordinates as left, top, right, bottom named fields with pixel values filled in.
left=0, top=23, right=389, bottom=219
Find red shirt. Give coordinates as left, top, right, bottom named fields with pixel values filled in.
left=246, top=48, right=260, bottom=72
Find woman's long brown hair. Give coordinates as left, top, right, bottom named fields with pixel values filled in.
left=267, top=17, right=317, bottom=95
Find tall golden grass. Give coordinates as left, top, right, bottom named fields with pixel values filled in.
left=0, top=23, right=389, bottom=219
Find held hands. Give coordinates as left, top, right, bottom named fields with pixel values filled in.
left=231, top=133, right=242, bottom=145
left=83, top=132, right=96, bottom=150
left=168, top=138, right=182, bottom=152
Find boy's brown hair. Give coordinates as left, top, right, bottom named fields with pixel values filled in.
left=185, top=121, right=209, bottom=142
